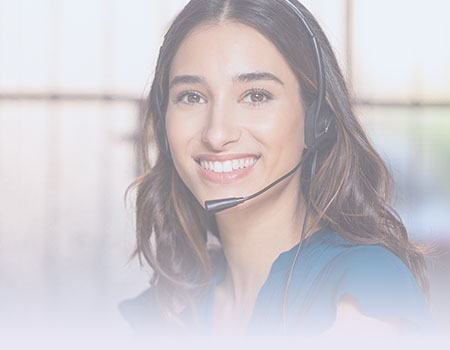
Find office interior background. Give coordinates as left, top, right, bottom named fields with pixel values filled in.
left=0, top=0, right=449, bottom=340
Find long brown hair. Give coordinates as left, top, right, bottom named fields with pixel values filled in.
left=128, top=0, right=428, bottom=323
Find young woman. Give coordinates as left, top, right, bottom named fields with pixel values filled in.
left=121, top=0, right=432, bottom=338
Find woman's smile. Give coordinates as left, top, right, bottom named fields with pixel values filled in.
left=195, top=154, right=260, bottom=183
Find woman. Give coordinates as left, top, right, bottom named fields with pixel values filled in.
left=121, top=0, right=431, bottom=338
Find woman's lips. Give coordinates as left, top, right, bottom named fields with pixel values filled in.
left=195, top=157, right=259, bottom=183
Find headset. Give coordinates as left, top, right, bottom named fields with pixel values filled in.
left=155, top=0, right=335, bottom=162
left=154, top=0, right=338, bottom=333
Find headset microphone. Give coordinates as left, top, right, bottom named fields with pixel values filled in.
left=204, top=152, right=310, bottom=213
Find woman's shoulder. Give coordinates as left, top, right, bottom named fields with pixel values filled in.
left=297, top=228, right=416, bottom=281
left=305, top=228, right=418, bottom=278
left=304, top=228, right=432, bottom=325
left=315, top=230, right=422, bottom=294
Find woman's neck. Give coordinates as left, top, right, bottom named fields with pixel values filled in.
left=211, top=177, right=309, bottom=331
left=214, top=178, right=306, bottom=306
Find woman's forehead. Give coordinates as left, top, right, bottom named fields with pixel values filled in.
left=169, top=22, right=298, bottom=86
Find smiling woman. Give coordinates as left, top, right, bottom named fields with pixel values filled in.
left=120, top=0, right=432, bottom=340
left=166, top=22, right=305, bottom=206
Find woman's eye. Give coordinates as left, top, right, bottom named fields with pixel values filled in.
left=177, top=92, right=206, bottom=105
left=242, top=89, right=273, bottom=105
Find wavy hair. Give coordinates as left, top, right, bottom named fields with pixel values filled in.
left=127, top=0, right=429, bottom=325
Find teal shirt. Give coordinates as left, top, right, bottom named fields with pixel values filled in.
left=120, top=228, right=432, bottom=336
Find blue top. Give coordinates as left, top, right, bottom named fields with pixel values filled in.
left=120, top=227, right=432, bottom=336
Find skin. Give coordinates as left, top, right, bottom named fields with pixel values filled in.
left=165, top=22, right=400, bottom=335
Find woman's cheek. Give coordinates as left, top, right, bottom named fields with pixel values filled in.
left=166, top=113, right=190, bottom=153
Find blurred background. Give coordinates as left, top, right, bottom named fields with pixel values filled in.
left=0, top=0, right=449, bottom=342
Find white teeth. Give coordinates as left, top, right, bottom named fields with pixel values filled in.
left=222, top=161, right=233, bottom=173
left=199, top=157, right=258, bottom=173
left=213, top=162, right=223, bottom=173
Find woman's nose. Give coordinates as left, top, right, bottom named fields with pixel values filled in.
left=201, top=102, right=241, bottom=151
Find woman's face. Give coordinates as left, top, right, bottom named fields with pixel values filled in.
left=166, top=22, right=305, bottom=209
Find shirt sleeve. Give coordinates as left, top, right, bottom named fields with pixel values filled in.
left=335, top=245, right=432, bottom=328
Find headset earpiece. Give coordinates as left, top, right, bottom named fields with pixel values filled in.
left=304, top=99, right=337, bottom=151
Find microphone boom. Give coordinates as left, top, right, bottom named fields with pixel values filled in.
left=205, top=150, right=310, bottom=213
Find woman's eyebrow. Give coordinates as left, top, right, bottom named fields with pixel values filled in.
left=234, top=72, right=284, bottom=85
left=169, top=75, right=205, bottom=89
left=169, top=71, right=284, bottom=90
